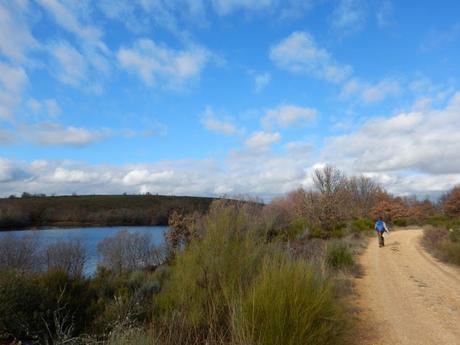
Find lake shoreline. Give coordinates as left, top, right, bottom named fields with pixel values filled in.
left=0, top=221, right=169, bottom=232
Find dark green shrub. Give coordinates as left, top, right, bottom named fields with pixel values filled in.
left=0, top=271, right=45, bottom=340
left=37, top=269, right=96, bottom=338
left=393, top=218, right=408, bottom=227
left=279, top=217, right=309, bottom=241
left=350, top=218, right=373, bottom=233
left=326, top=242, right=354, bottom=270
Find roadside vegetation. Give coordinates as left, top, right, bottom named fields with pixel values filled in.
left=422, top=186, right=460, bottom=266
left=1, top=166, right=459, bottom=344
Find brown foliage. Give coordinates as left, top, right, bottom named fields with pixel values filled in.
left=442, top=186, right=460, bottom=217
left=370, top=196, right=409, bottom=221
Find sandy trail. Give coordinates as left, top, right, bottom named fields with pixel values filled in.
left=355, top=229, right=460, bottom=345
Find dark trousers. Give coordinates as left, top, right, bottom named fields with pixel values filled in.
left=377, top=232, right=385, bottom=247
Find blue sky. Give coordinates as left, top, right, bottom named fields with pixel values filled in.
left=0, top=0, right=460, bottom=198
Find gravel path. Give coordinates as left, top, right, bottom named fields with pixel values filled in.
left=355, top=229, right=460, bottom=345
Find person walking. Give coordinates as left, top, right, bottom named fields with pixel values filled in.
left=375, top=218, right=389, bottom=247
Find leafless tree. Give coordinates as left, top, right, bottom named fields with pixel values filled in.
left=97, top=230, right=164, bottom=275
left=345, top=175, right=381, bottom=218
left=313, top=165, right=346, bottom=196
left=0, top=233, right=41, bottom=272
left=312, top=166, right=349, bottom=230
left=44, top=240, right=87, bottom=277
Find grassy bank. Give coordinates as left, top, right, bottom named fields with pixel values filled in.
left=0, top=198, right=365, bottom=344
left=0, top=194, right=215, bottom=229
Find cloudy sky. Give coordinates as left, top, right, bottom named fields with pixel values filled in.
left=0, top=0, right=459, bottom=199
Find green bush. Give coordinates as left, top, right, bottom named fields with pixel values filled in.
left=350, top=218, right=373, bottom=233
left=279, top=217, right=309, bottom=241
left=326, top=242, right=354, bottom=270
left=0, top=271, right=45, bottom=340
left=236, top=255, right=346, bottom=345
left=393, top=218, right=408, bottom=227
left=37, top=269, right=96, bottom=338
left=156, top=202, right=267, bottom=337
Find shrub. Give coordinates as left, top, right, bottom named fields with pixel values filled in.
left=393, top=218, right=408, bottom=227
left=423, top=226, right=460, bottom=266
left=44, top=239, right=87, bottom=277
left=0, top=234, right=41, bottom=272
left=236, top=255, right=346, bottom=345
left=350, top=218, right=373, bottom=233
left=37, top=269, right=96, bottom=340
left=279, top=217, right=309, bottom=241
left=155, top=201, right=267, bottom=340
left=97, top=230, right=164, bottom=275
left=326, top=242, right=354, bottom=270
left=0, top=270, right=45, bottom=340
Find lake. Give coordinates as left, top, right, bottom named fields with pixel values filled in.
left=0, top=226, right=168, bottom=275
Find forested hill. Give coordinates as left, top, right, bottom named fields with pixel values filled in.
left=0, top=194, right=216, bottom=229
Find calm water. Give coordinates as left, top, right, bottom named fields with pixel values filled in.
left=0, top=226, right=168, bottom=275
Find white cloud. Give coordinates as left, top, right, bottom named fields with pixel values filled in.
left=36, top=0, right=110, bottom=89
left=376, top=0, right=393, bottom=28
left=262, top=104, right=316, bottom=128
left=254, top=72, right=271, bottom=92
left=341, top=77, right=402, bottom=103
left=245, top=131, right=281, bottom=150
left=324, top=92, right=460, bottom=175
left=0, top=1, right=39, bottom=63
left=360, top=78, right=402, bottom=103
left=98, top=0, right=317, bottom=34
left=37, top=0, right=102, bottom=42
left=51, top=167, right=100, bottom=183
left=330, top=0, right=367, bottom=36
left=420, top=22, right=460, bottom=52
left=284, top=141, right=312, bottom=156
left=270, top=31, right=353, bottom=83
left=0, top=129, right=15, bottom=145
left=211, top=0, right=276, bottom=15
left=117, top=39, right=211, bottom=89
left=106, top=0, right=208, bottom=33
left=49, top=41, right=88, bottom=87
left=0, top=62, right=28, bottom=119
left=201, top=106, right=239, bottom=136
left=24, top=123, right=110, bottom=146
left=26, top=98, right=61, bottom=117
left=122, top=169, right=175, bottom=185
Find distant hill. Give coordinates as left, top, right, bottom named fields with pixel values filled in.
left=0, top=194, right=216, bottom=229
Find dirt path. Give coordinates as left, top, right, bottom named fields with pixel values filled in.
left=355, top=229, right=460, bottom=345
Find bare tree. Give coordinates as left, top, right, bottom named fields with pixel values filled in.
left=312, top=166, right=349, bottom=230
left=313, top=165, right=345, bottom=196
left=97, top=230, right=164, bottom=275
left=44, top=240, right=87, bottom=277
left=0, top=234, right=41, bottom=272
left=345, top=175, right=381, bottom=218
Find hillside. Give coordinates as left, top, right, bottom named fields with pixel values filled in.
left=0, top=194, right=216, bottom=229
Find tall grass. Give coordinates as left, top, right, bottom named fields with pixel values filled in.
left=235, top=255, right=346, bottom=345
left=155, top=201, right=267, bottom=341
left=423, top=226, right=460, bottom=266
left=326, top=241, right=355, bottom=270
left=154, top=200, right=347, bottom=344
